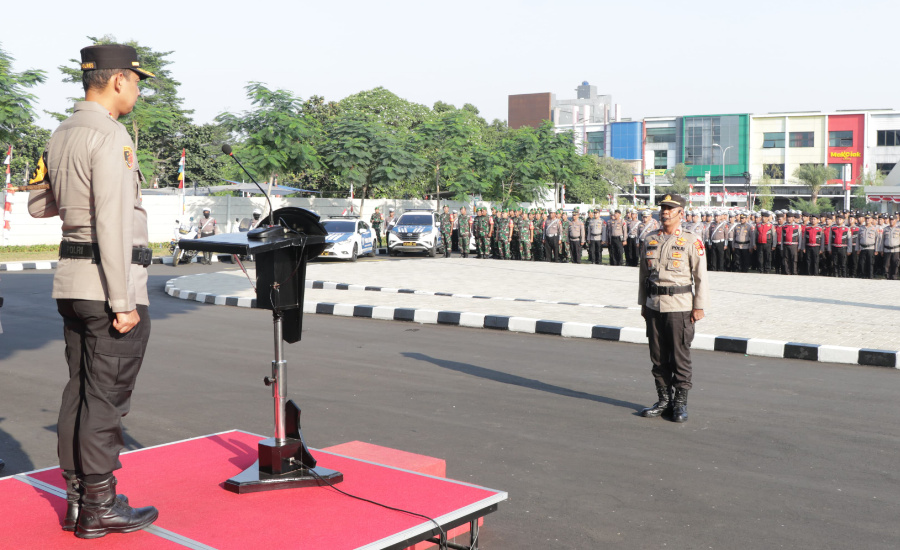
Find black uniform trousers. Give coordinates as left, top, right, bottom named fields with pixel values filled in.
left=57, top=300, right=150, bottom=476
left=373, top=226, right=382, bottom=249
left=544, top=235, right=559, bottom=262
left=806, top=246, right=821, bottom=276
left=569, top=239, right=582, bottom=263
left=609, top=236, right=625, bottom=266
left=849, top=249, right=859, bottom=277
left=885, top=250, right=900, bottom=280
left=588, top=240, right=603, bottom=265
left=859, top=249, right=875, bottom=279
left=832, top=246, right=849, bottom=277
left=646, top=309, right=695, bottom=391
left=710, top=242, right=725, bottom=271
left=756, top=242, right=773, bottom=273
left=782, top=245, right=798, bottom=275
left=734, top=247, right=752, bottom=273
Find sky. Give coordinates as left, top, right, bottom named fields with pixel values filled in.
left=3, top=0, right=898, bottom=132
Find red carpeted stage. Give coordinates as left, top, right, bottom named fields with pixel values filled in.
left=0, top=430, right=506, bottom=549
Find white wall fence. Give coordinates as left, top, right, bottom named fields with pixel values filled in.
left=0, top=192, right=601, bottom=247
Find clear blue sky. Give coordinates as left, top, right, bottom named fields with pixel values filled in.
left=4, top=0, right=897, bottom=131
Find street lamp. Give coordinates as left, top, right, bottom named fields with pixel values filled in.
left=712, top=143, right=732, bottom=205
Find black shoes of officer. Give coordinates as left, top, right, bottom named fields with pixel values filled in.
left=640, top=383, right=673, bottom=418
left=671, top=388, right=689, bottom=423
left=0, top=458, right=4, bottom=471
left=62, top=472, right=129, bottom=532
left=75, top=475, right=158, bottom=539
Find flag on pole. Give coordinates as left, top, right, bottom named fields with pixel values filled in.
left=4, top=146, right=14, bottom=232
left=177, top=148, right=185, bottom=189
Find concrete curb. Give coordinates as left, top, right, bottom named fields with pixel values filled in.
left=1, top=254, right=223, bottom=271
left=164, top=277, right=899, bottom=369
left=303, top=280, right=641, bottom=310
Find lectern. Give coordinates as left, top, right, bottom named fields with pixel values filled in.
left=177, top=207, right=343, bottom=493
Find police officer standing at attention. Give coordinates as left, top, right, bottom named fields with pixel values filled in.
left=197, top=208, right=220, bottom=264
left=587, top=209, right=605, bottom=265
left=568, top=210, right=586, bottom=263
left=607, top=209, right=627, bottom=266
left=370, top=206, right=384, bottom=251
left=638, top=194, right=708, bottom=423
left=27, top=43, right=159, bottom=539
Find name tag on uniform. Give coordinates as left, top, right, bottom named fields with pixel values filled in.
left=672, top=251, right=683, bottom=258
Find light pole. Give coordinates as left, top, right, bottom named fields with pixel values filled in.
left=712, top=143, right=732, bottom=205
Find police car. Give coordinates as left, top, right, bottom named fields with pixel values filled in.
left=321, top=216, right=376, bottom=261
left=388, top=209, right=445, bottom=257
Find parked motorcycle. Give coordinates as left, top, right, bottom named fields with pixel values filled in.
left=169, top=218, right=198, bottom=266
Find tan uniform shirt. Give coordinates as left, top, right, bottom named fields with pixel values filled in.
left=27, top=101, right=149, bottom=312
left=568, top=220, right=585, bottom=241
left=638, top=228, right=708, bottom=313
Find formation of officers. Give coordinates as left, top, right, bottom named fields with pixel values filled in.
left=442, top=205, right=900, bottom=280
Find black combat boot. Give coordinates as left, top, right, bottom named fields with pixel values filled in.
left=671, top=388, right=689, bottom=423
left=75, top=475, right=158, bottom=539
left=63, top=472, right=129, bottom=532
left=640, top=383, right=672, bottom=418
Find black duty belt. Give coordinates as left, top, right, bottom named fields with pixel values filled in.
left=59, top=241, right=153, bottom=267
left=735, top=240, right=750, bottom=244
left=648, top=284, right=692, bottom=296
left=886, top=246, right=899, bottom=251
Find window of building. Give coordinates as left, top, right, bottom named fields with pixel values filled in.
left=877, top=163, right=896, bottom=174
left=763, top=164, right=785, bottom=179
left=876, top=130, right=900, bottom=146
left=762, top=132, right=785, bottom=148
left=789, top=132, right=814, bottom=147
left=828, top=131, right=853, bottom=147
left=646, top=127, right=676, bottom=143
left=684, top=115, right=739, bottom=167
left=587, top=131, right=605, bottom=157
left=829, top=163, right=851, bottom=181
left=654, top=150, right=668, bottom=169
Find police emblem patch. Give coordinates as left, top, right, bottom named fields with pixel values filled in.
left=123, top=146, right=135, bottom=170
left=694, top=239, right=705, bottom=256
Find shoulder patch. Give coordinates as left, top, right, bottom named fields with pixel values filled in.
left=123, top=146, right=135, bottom=170
left=694, top=239, right=705, bottom=256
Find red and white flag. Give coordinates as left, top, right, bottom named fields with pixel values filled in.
left=4, top=146, right=13, bottom=232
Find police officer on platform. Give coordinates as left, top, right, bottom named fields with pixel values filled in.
left=27, top=43, right=159, bottom=539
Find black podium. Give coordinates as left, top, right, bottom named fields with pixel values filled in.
left=177, top=208, right=343, bottom=493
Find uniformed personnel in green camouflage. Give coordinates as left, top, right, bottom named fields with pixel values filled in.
left=458, top=206, right=471, bottom=258
left=497, top=210, right=512, bottom=260
left=439, top=205, right=452, bottom=258
left=559, top=211, right=571, bottom=262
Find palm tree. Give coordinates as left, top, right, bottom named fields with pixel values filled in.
left=793, top=164, right=836, bottom=205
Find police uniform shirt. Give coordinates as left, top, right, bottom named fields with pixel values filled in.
left=587, top=217, right=605, bottom=241
left=879, top=225, right=900, bottom=252
left=638, top=228, right=708, bottom=313
left=28, top=101, right=149, bottom=312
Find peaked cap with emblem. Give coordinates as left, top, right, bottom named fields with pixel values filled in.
left=658, top=194, right=687, bottom=208
left=81, top=44, right=155, bottom=80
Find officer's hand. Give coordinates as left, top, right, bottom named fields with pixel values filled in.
left=113, top=310, right=140, bottom=334
left=691, top=309, right=705, bottom=323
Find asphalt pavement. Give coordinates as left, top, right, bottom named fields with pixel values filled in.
left=1, top=265, right=899, bottom=549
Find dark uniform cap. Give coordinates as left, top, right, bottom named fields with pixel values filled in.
left=81, top=44, right=155, bottom=80
left=658, top=194, right=687, bottom=208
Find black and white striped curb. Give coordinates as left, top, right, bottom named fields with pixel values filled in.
left=1, top=254, right=223, bottom=271
left=304, top=280, right=641, bottom=311
left=164, top=277, right=898, bottom=369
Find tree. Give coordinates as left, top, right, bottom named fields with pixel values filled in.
left=5, top=123, right=51, bottom=184
left=56, top=35, right=194, bottom=186
left=477, top=125, right=547, bottom=202
left=755, top=173, right=775, bottom=211
left=339, top=87, right=431, bottom=131
left=789, top=197, right=833, bottom=214
left=0, top=43, right=46, bottom=151
left=216, top=83, right=322, bottom=187
left=163, top=123, right=234, bottom=189
left=793, top=164, right=836, bottom=205
left=852, top=168, right=886, bottom=210
left=666, top=163, right=691, bottom=195
left=417, top=110, right=481, bottom=204
left=322, top=115, right=425, bottom=215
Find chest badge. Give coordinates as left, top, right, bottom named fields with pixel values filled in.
left=123, top=146, right=135, bottom=170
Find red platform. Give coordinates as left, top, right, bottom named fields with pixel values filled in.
left=0, top=431, right=506, bottom=549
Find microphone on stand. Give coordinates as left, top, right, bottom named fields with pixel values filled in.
left=222, top=144, right=283, bottom=239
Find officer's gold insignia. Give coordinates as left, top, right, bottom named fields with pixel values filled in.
left=663, top=195, right=672, bottom=202
left=673, top=260, right=682, bottom=268
left=649, top=240, right=658, bottom=246
left=123, top=147, right=135, bottom=170
left=673, top=252, right=682, bottom=258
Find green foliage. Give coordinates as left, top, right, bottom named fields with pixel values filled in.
left=322, top=114, right=425, bottom=213
left=4, top=123, right=51, bottom=183
left=755, top=173, right=774, bottom=211
left=792, top=164, right=836, bottom=204
left=216, top=83, right=322, bottom=184
left=666, top=163, right=691, bottom=195
left=417, top=110, right=482, bottom=202
left=852, top=169, right=887, bottom=209
left=339, top=87, right=432, bottom=131
left=789, top=197, right=834, bottom=214
left=0, top=43, right=46, bottom=149
left=163, top=123, right=234, bottom=189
